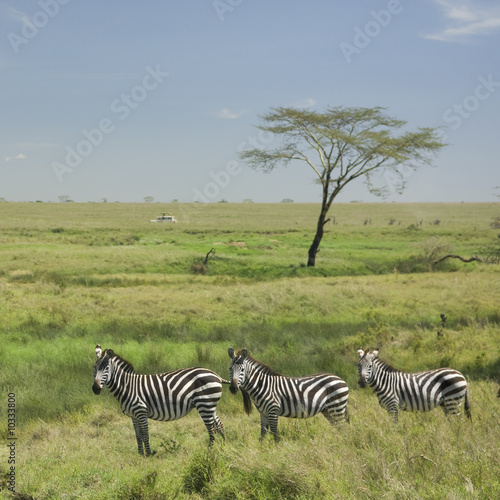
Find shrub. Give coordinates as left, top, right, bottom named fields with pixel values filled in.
left=118, top=471, right=162, bottom=500
left=182, top=451, right=221, bottom=494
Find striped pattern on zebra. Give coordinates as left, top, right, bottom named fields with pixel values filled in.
left=228, top=347, right=349, bottom=441
left=92, top=345, right=226, bottom=455
left=357, top=348, right=471, bottom=422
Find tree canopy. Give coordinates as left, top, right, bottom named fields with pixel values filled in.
left=240, top=106, right=446, bottom=266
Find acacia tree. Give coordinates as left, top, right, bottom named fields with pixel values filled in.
left=239, top=106, right=446, bottom=267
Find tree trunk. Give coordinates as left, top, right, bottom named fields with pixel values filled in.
left=307, top=209, right=328, bottom=267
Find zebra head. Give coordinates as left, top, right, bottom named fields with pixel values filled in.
left=228, top=347, right=248, bottom=394
left=92, top=348, right=115, bottom=395
left=357, top=348, right=379, bottom=388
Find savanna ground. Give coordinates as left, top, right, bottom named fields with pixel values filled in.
left=0, top=201, right=499, bottom=499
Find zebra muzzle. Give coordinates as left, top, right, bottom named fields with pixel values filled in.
left=358, top=378, right=366, bottom=388
left=229, top=379, right=239, bottom=394
left=92, top=381, right=102, bottom=395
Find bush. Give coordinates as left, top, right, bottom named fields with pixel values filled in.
left=182, top=451, right=221, bottom=494
left=118, top=472, right=163, bottom=500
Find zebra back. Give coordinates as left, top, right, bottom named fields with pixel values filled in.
left=357, top=348, right=470, bottom=418
left=230, top=349, right=348, bottom=419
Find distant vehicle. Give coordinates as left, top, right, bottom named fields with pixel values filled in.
left=150, top=213, right=177, bottom=223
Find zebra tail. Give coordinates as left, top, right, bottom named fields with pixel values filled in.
left=220, top=378, right=232, bottom=385
left=464, top=388, right=472, bottom=420
left=241, top=388, right=253, bottom=415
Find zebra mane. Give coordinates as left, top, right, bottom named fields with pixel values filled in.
left=246, top=354, right=282, bottom=377
left=376, top=357, right=401, bottom=373
left=110, top=352, right=136, bottom=373
left=362, top=348, right=401, bottom=374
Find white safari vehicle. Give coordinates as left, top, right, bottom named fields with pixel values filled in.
left=150, top=213, right=177, bottom=223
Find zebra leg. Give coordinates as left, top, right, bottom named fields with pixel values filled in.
left=387, top=406, right=399, bottom=422
left=136, top=414, right=151, bottom=456
left=268, top=411, right=280, bottom=443
left=464, top=389, right=472, bottom=420
left=344, top=407, right=350, bottom=424
left=441, top=398, right=460, bottom=417
left=322, top=407, right=349, bottom=425
left=131, top=417, right=144, bottom=455
left=214, top=414, right=226, bottom=441
left=200, top=412, right=219, bottom=448
left=259, top=414, right=270, bottom=441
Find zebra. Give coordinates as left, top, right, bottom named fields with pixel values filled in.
left=228, top=347, right=349, bottom=441
left=92, top=345, right=227, bottom=455
left=357, top=348, right=471, bottom=422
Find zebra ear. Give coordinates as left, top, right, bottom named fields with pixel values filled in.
left=357, top=348, right=364, bottom=358
left=95, top=345, right=102, bottom=359
left=372, top=349, right=379, bottom=357
left=107, top=349, right=115, bottom=357
left=240, top=348, right=248, bottom=359
left=228, top=347, right=235, bottom=359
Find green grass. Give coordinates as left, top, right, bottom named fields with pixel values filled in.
left=0, top=202, right=499, bottom=499
left=0, top=201, right=497, bottom=280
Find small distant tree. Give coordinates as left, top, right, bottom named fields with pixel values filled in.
left=144, top=196, right=154, bottom=203
left=240, top=106, right=446, bottom=266
left=58, top=195, right=70, bottom=203
left=281, top=198, right=294, bottom=203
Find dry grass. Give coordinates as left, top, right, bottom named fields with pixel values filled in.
left=0, top=202, right=499, bottom=498
left=9, top=381, right=499, bottom=499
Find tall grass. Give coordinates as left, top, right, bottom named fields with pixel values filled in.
left=8, top=381, right=499, bottom=499
left=0, top=202, right=499, bottom=498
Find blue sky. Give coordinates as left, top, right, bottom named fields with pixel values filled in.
left=1, top=0, right=499, bottom=203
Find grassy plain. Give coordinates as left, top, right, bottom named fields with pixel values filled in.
left=0, top=202, right=499, bottom=499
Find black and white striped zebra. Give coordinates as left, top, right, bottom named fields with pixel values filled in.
left=357, top=348, right=471, bottom=422
left=92, top=345, right=227, bottom=455
left=228, top=348, right=349, bottom=441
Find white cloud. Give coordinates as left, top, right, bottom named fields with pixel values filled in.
left=426, top=0, right=500, bottom=41
left=293, top=98, right=316, bottom=108
left=215, top=108, right=246, bottom=119
left=5, top=153, right=27, bottom=162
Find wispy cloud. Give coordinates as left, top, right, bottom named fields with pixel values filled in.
left=426, top=0, right=500, bottom=41
left=293, top=98, right=316, bottom=108
left=215, top=108, right=246, bottom=119
left=6, top=154, right=27, bottom=162
left=2, top=143, right=58, bottom=164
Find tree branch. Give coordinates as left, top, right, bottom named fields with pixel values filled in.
left=434, top=254, right=483, bottom=265
left=203, top=248, right=216, bottom=265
